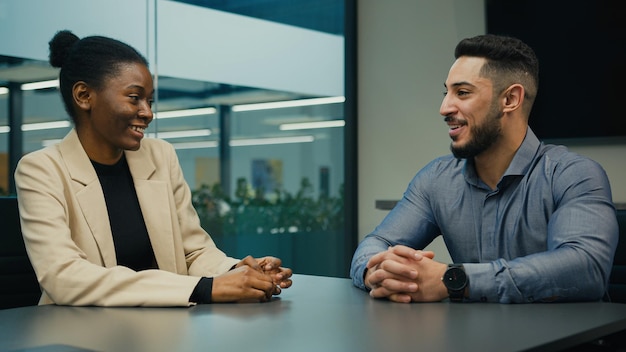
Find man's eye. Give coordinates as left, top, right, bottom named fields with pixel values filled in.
left=457, top=91, right=469, bottom=96
left=442, top=91, right=448, bottom=96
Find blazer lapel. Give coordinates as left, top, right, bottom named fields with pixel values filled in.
left=59, top=130, right=117, bottom=267
left=125, top=147, right=178, bottom=272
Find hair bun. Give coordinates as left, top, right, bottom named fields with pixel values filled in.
left=48, top=30, right=80, bottom=68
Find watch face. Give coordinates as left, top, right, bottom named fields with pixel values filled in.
left=443, top=267, right=467, bottom=291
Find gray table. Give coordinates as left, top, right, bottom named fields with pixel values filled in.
left=1, top=274, right=625, bottom=352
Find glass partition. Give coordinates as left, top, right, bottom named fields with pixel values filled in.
left=0, top=0, right=349, bottom=277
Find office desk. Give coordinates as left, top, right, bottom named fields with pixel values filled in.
left=1, top=275, right=625, bottom=352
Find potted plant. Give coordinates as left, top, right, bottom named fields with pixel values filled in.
left=191, top=177, right=345, bottom=276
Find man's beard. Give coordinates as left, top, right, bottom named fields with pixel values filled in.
left=450, top=102, right=503, bottom=159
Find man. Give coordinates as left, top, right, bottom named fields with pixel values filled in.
left=350, top=34, right=618, bottom=303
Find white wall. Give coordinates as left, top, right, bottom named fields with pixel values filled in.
left=356, top=0, right=626, bottom=262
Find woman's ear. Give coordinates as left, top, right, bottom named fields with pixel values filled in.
left=72, top=81, right=92, bottom=111
left=502, top=84, right=524, bottom=113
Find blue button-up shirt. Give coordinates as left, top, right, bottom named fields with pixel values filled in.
left=351, top=128, right=619, bottom=303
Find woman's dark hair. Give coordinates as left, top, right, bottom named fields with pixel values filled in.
left=454, top=34, right=539, bottom=106
left=48, top=30, right=149, bottom=122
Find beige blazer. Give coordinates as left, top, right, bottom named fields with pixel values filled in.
left=15, top=129, right=239, bottom=306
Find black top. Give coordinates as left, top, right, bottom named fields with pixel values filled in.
left=91, top=155, right=157, bottom=271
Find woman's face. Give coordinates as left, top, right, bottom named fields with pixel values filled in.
left=79, top=62, right=154, bottom=164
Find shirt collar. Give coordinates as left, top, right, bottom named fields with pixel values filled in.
left=503, top=127, right=541, bottom=177
left=463, top=127, right=542, bottom=186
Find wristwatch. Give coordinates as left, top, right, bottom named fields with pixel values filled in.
left=442, top=264, right=468, bottom=302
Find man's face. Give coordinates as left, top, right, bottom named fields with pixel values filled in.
left=439, top=57, right=503, bottom=159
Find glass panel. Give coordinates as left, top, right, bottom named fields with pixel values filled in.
left=0, top=56, right=67, bottom=195
left=222, top=99, right=346, bottom=277
left=164, top=0, right=348, bottom=277
left=158, top=76, right=347, bottom=277
left=0, top=0, right=152, bottom=196
left=172, top=0, right=344, bottom=34
left=0, top=0, right=349, bottom=277
left=0, top=79, right=6, bottom=195
left=23, top=87, right=71, bottom=153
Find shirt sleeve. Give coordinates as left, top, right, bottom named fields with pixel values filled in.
left=350, top=167, right=441, bottom=290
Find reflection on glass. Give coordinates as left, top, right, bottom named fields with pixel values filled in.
left=154, top=74, right=347, bottom=277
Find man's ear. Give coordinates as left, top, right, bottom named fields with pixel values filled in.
left=502, top=84, right=524, bottom=113
left=72, top=81, right=92, bottom=111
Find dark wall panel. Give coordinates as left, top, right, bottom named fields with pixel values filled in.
left=486, top=0, right=626, bottom=140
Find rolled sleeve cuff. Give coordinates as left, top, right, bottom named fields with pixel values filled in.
left=463, top=263, right=500, bottom=302
left=350, top=259, right=369, bottom=290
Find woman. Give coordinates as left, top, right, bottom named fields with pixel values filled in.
left=14, top=30, right=292, bottom=306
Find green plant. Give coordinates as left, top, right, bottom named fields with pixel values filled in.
left=192, top=177, right=344, bottom=236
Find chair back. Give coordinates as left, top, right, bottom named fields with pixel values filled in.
left=607, top=208, right=626, bottom=303
left=0, top=196, right=40, bottom=309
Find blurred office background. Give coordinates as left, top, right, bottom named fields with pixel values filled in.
left=1, top=0, right=625, bottom=277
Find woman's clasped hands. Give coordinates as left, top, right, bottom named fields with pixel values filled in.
left=212, top=255, right=293, bottom=303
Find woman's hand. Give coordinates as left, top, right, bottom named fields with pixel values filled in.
left=254, top=256, right=293, bottom=294
left=217, top=256, right=292, bottom=302
left=211, top=263, right=276, bottom=303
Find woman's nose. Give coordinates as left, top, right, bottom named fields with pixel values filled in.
left=139, top=102, right=154, bottom=121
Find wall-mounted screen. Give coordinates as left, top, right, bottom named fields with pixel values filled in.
left=486, top=0, right=626, bottom=141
